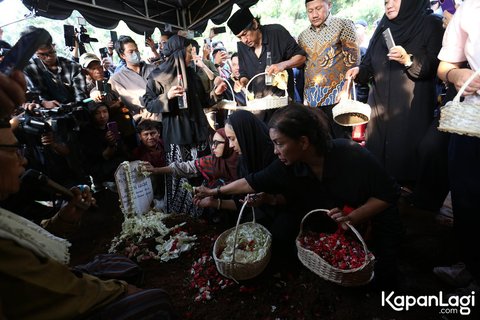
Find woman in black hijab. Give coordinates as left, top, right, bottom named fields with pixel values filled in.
left=345, top=0, right=444, bottom=192
left=143, top=35, right=227, bottom=215
left=227, top=110, right=277, bottom=178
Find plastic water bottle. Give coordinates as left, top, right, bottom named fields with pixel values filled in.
left=265, top=51, right=272, bottom=85
left=177, top=74, right=188, bottom=109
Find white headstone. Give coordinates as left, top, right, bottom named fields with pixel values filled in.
left=115, top=161, right=153, bottom=216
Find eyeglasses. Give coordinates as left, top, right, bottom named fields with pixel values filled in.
left=211, top=140, right=225, bottom=148
left=0, top=144, right=27, bottom=158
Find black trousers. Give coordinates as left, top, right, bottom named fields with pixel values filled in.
left=449, top=135, right=480, bottom=282
left=413, top=118, right=450, bottom=211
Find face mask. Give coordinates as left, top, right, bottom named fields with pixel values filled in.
left=126, top=51, right=141, bottom=65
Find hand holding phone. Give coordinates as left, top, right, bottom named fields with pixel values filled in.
left=107, top=121, right=120, bottom=141
left=99, top=47, right=109, bottom=59
left=439, top=0, right=456, bottom=14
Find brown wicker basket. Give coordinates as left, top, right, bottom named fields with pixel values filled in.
left=438, top=69, right=480, bottom=138
left=213, top=200, right=272, bottom=282
left=332, top=79, right=371, bottom=126
left=296, top=209, right=375, bottom=286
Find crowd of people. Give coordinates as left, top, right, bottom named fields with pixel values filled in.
left=0, top=0, right=479, bottom=318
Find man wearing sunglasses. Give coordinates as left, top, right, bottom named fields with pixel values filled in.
left=23, top=27, right=87, bottom=109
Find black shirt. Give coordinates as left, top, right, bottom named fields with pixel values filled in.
left=245, top=139, right=400, bottom=215
left=237, top=24, right=306, bottom=99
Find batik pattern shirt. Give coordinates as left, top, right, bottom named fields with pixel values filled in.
left=298, top=14, right=359, bottom=107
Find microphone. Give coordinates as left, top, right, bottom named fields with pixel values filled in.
left=20, top=169, right=90, bottom=210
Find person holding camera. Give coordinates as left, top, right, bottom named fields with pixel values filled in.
left=23, top=27, right=87, bottom=110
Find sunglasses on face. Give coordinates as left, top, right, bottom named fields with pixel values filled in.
left=0, top=143, right=27, bottom=158
left=211, top=140, right=225, bottom=148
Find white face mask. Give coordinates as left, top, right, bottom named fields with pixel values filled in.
left=126, top=51, right=141, bottom=65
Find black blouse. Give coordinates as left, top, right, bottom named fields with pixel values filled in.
left=245, top=139, right=400, bottom=215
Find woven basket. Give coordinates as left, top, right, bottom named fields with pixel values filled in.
left=215, top=78, right=237, bottom=110
left=213, top=200, right=272, bottom=282
left=296, top=209, right=375, bottom=287
left=438, top=69, right=480, bottom=138
left=332, top=79, right=371, bottom=126
left=222, top=72, right=289, bottom=111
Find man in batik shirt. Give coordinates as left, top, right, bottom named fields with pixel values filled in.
left=298, top=0, right=359, bottom=138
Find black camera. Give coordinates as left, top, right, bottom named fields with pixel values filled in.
left=0, top=48, right=10, bottom=57
left=18, top=116, right=52, bottom=136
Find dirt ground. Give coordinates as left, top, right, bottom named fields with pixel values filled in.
left=68, top=189, right=478, bottom=320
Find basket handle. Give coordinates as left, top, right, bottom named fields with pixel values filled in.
left=231, top=197, right=256, bottom=264
left=452, top=68, right=480, bottom=103
left=245, top=72, right=288, bottom=95
left=343, top=78, right=357, bottom=102
left=221, top=77, right=237, bottom=104
left=298, top=208, right=372, bottom=269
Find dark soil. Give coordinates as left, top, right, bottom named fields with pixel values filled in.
left=69, top=189, right=477, bottom=320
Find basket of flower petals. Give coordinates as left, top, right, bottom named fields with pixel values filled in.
left=213, top=200, right=272, bottom=282
left=242, top=71, right=289, bottom=111
left=296, top=209, right=375, bottom=286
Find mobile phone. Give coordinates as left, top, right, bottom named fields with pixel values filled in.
left=0, top=28, right=51, bottom=76
left=99, top=47, right=109, bottom=59
left=439, top=0, right=456, bottom=14
left=212, top=26, right=226, bottom=34
left=144, top=31, right=152, bottom=47
left=63, top=25, right=76, bottom=47
left=110, top=30, right=118, bottom=43
left=204, top=38, right=212, bottom=47
left=107, top=121, right=120, bottom=140
left=95, top=80, right=111, bottom=94
left=382, top=28, right=396, bottom=51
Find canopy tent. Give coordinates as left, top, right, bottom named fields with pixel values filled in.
left=21, top=0, right=258, bottom=35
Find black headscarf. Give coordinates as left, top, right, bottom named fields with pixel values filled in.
left=227, top=110, right=276, bottom=177
left=153, top=35, right=189, bottom=91
left=370, top=0, right=430, bottom=47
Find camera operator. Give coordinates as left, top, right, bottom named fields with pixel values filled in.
left=23, top=27, right=87, bottom=109
left=12, top=105, right=89, bottom=190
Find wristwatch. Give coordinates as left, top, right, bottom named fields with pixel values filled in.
left=404, top=54, right=413, bottom=68
left=214, top=63, right=221, bottom=68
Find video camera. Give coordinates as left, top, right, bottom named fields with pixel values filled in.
left=64, top=17, right=98, bottom=53
left=16, top=103, right=89, bottom=140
